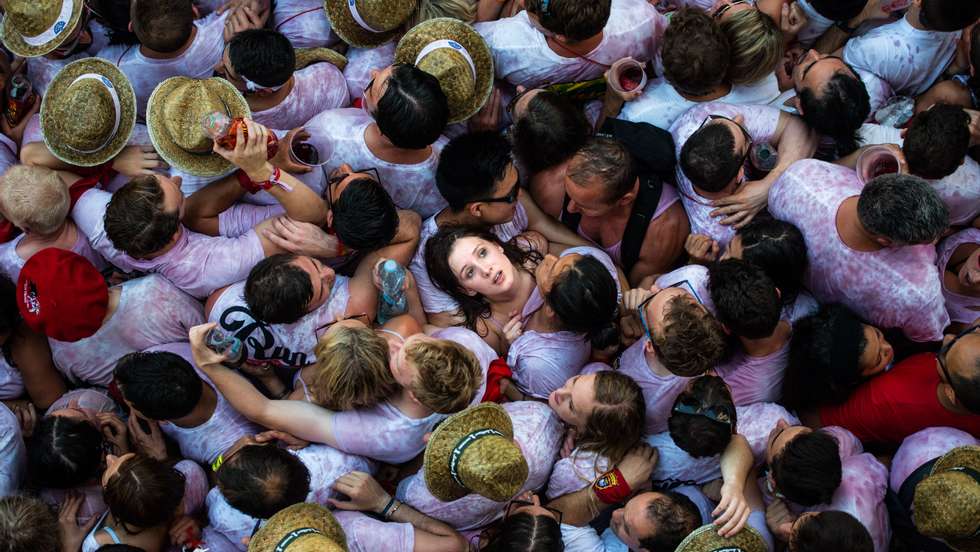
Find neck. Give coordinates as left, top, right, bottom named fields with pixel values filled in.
left=905, top=5, right=927, bottom=30
left=694, top=182, right=737, bottom=200
left=526, top=302, right=563, bottom=333
left=144, top=227, right=183, bottom=259
left=546, top=32, right=603, bottom=58
left=102, top=287, right=121, bottom=325
left=139, top=26, right=196, bottom=59
left=364, top=123, right=432, bottom=164
left=24, top=222, right=74, bottom=246
left=389, top=388, right=434, bottom=418
left=642, top=345, right=673, bottom=377
left=436, top=208, right=486, bottom=228
left=246, top=77, right=295, bottom=111
left=678, top=82, right=733, bottom=102
left=836, top=197, right=884, bottom=252
left=171, top=382, right=217, bottom=428
left=739, top=321, right=791, bottom=357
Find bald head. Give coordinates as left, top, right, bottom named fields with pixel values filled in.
left=945, top=329, right=980, bottom=414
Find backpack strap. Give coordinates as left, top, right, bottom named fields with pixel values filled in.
left=559, top=193, right=582, bottom=233
left=620, top=174, right=663, bottom=273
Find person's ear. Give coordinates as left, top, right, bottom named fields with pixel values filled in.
left=873, top=236, right=893, bottom=248
left=791, top=96, right=803, bottom=115
left=128, top=21, right=134, bottom=33
left=422, top=432, right=432, bottom=444
left=467, top=202, right=483, bottom=219
left=326, top=210, right=334, bottom=229
left=943, top=382, right=958, bottom=406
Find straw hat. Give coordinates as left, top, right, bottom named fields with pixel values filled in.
left=1, top=0, right=84, bottom=57
left=674, top=524, right=769, bottom=552
left=248, top=503, right=347, bottom=552
left=294, top=47, right=348, bottom=71
left=913, top=445, right=980, bottom=552
left=395, top=18, right=493, bottom=123
left=41, top=58, right=136, bottom=167
left=423, top=403, right=528, bottom=502
left=324, top=0, right=416, bottom=48
left=146, top=76, right=250, bottom=177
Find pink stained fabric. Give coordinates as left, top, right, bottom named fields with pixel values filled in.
left=715, top=340, right=790, bottom=406
left=615, top=335, right=690, bottom=435
left=343, top=42, right=397, bottom=102
left=49, top=275, right=204, bottom=387
left=474, top=0, right=665, bottom=89
left=252, top=61, right=350, bottom=131
left=335, top=511, right=415, bottom=552
left=395, top=401, right=564, bottom=531
left=669, top=102, right=782, bottom=250
left=273, top=0, right=339, bottom=48
left=936, top=228, right=980, bottom=325
left=889, top=426, right=978, bottom=493
left=768, top=159, right=948, bottom=342
left=0, top=226, right=107, bottom=283
left=207, top=276, right=351, bottom=368
left=301, top=107, right=448, bottom=217
left=0, top=402, right=26, bottom=496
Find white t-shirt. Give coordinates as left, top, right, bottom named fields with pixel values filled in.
left=25, top=20, right=112, bottom=96
left=889, top=426, right=979, bottom=493
left=474, top=0, right=666, bottom=89
left=98, top=12, right=228, bottom=118
left=273, top=0, right=339, bottom=48
left=0, top=229, right=106, bottom=283
left=843, top=14, right=959, bottom=97
left=343, top=42, right=396, bottom=102
left=252, top=62, right=350, bottom=131
left=0, top=402, right=25, bottom=496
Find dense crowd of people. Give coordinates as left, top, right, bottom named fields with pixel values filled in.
left=0, top=0, right=978, bottom=550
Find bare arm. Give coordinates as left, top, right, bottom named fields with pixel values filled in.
left=10, top=324, right=65, bottom=410
left=519, top=191, right=591, bottom=248
left=20, top=142, right=73, bottom=169
left=377, top=209, right=422, bottom=267
left=627, top=202, right=689, bottom=287
left=712, top=434, right=753, bottom=537
left=182, top=173, right=248, bottom=235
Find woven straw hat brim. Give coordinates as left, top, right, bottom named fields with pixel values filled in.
left=1, top=0, right=84, bottom=57
left=424, top=403, right=517, bottom=502
left=146, top=76, right=250, bottom=177
left=395, top=18, right=493, bottom=123
left=295, top=47, right=349, bottom=71
left=41, top=58, right=136, bottom=167
left=324, top=0, right=411, bottom=48
left=248, top=503, right=347, bottom=552
left=674, top=524, right=769, bottom=552
left=923, top=446, right=980, bottom=552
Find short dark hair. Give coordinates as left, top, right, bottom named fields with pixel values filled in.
left=856, top=174, right=949, bottom=244
left=662, top=8, right=730, bottom=96
left=680, top=123, right=741, bottom=193
left=244, top=253, right=314, bottom=324
left=103, top=455, right=185, bottom=529
left=708, top=259, right=780, bottom=339
left=547, top=254, right=620, bottom=349
left=525, top=0, right=611, bottom=41
left=904, top=104, right=970, bottom=179
left=511, top=91, right=590, bottom=174
left=808, top=0, right=865, bottom=21
left=27, top=416, right=103, bottom=489
left=669, top=375, right=736, bottom=458
left=789, top=511, right=873, bottom=552
left=566, top=137, right=636, bottom=203
left=375, top=64, right=448, bottom=150
left=131, top=0, right=195, bottom=53
left=784, top=304, right=869, bottom=411
left=638, top=491, right=702, bottom=551
left=228, top=29, right=296, bottom=89
left=771, top=430, right=842, bottom=506
left=104, top=176, right=180, bottom=259
left=0, top=274, right=21, bottom=337
left=920, top=0, right=980, bottom=32
left=736, top=217, right=807, bottom=309
left=798, top=70, right=870, bottom=156
left=436, top=132, right=513, bottom=212
left=484, top=511, right=563, bottom=552
left=332, top=178, right=398, bottom=251
left=216, top=444, right=311, bottom=519
left=114, top=351, right=203, bottom=420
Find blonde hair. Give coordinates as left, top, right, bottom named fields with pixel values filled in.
left=407, top=338, right=482, bottom=414
left=407, top=0, right=477, bottom=27
left=0, top=165, right=70, bottom=236
left=0, top=495, right=61, bottom=552
left=310, top=326, right=397, bottom=411
left=721, top=9, right=783, bottom=85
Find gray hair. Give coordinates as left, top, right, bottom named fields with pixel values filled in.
left=857, top=173, right=949, bottom=244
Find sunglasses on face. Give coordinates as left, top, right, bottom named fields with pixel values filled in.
left=321, top=167, right=381, bottom=210
left=636, top=280, right=703, bottom=351
left=937, top=322, right=980, bottom=390
left=672, top=396, right=735, bottom=432
left=472, top=180, right=520, bottom=205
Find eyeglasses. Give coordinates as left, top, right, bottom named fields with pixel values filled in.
left=672, top=396, right=735, bottom=433
left=712, top=0, right=747, bottom=18
left=937, top=322, right=980, bottom=391
left=505, top=499, right=564, bottom=526
left=314, top=312, right=371, bottom=341
left=321, top=167, right=380, bottom=212
left=472, top=180, right=520, bottom=205
left=636, top=280, right=703, bottom=352
left=696, top=115, right=753, bottom=184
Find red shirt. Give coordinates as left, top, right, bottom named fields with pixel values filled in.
left=820, top=353, right=980, bottom=444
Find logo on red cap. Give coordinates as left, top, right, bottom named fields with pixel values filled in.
left=21, top=281, right=40, bottom=316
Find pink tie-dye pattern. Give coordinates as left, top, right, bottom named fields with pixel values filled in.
left=49, top=276, right=205, bottom=386
left=928, top=158, right=980, bottom=226
left=889, top=427, right=978, bottom=493
left=273, top=0, right=339, bottom=48
left=615, top=336, right=690, bottom=435
left=343, top=42, right=397, bottom=102
left=252, top=62, right=350, bottom=131
left=936, top=228, right=980, bottom=325
left=715, top=342, right=790, bottom=406
left=396, top=401, right=563, bottom=531
left=0, top=355, right=24, bottom=400
left=335, top=511, right=415, bottom=552
left=738, top=402, right=800, bottom=464
left=768, top=159, right=948, bottom=342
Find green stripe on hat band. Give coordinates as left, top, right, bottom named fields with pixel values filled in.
left=274, top=527, right=321, bottom=551
left=448, top=428, right=504, bottom=488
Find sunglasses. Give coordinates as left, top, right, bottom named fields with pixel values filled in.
left=672, top=396, right=735, bottom=432
left=321, top=167, right=380, bottom=211
left=636, top=280, right=703, bottom=352
left=937, top=322, right=980, bottom=392
left=712, top=0, right=747, bottom=18
left=472, top=180, right=520, bottom=205
left=505, top=499, right=564, bottom=526
left=314, top=312, right=371, bottom=341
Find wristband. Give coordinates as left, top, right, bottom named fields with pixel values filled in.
left=236, top=167, right=292, bottom=194
left=592, top=468, right=631, bottom=504
left=211, top=454, right=225, bottom=473
left=385, top=500, right=401, bottom=520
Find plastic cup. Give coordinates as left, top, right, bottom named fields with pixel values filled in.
left=609, top=58, right=648, bottom=94
left=289, top=140, right=329, bottom=167
left=856, top=145, right=902, bottom=184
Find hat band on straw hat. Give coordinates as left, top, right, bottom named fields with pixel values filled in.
left=448, top=428, right=504, bottom=487
left=416, top=39, right=478, bottom=82
left=273, top=527, right=321, bottom=551
left=347, top=0, right=384, bottom=33
left=20, top=0, right=76, bottom=46
left=65, top=73, right=122, bottom=154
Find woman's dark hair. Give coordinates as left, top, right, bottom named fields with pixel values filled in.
left=114, top=351, right=202, bottom=420
left=215, top=444, right=311, bottom=520
left=424, top=226, right=543, bottom=332
left=103, top=455, right=185, bottom=532
left=547, top=254, right=619, bottom=349
left=484, top=511, right=564, bottom=552
left=245, top=253, right=313, bottom=325
left=0, top=274, right=21, bottom=338
left=736, top=217, right=806, bottom=308
left=511, top=91, right=590, bottom=174
left=668, top=375, right=736, bottom=458
left=375, top=64, right=448, bottom=150
left=789, top=510, right=873, bottom=552
left=969, top=25, right=980, bottom=93
left=784, top=304, right=868, bottom=411
left=90, top=0, right=139, bottom=45
left=28, top=416, right=103, bottom=489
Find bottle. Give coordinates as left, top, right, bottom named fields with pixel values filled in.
left=874, top=96, right=915, bottom=128
left=5, top=74, right=36, bottom=127
left=750, top=143, right=778, bottom=173
left=205, top=327, right=245, bottom=368
left=377, top=259, right=408, bottom=325
left=202, top=112, right=279, bottom=158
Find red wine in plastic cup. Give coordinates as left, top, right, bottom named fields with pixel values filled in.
left=619, top=67, right=643, bottom=92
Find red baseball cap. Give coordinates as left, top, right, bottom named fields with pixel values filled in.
left=17, top=248, right=109, bottom=342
